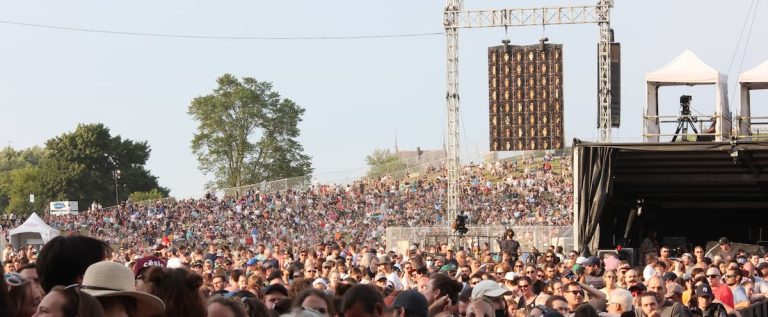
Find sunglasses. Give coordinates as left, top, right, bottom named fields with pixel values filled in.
left=4, top=272, right=26, bottom=287
left=306, top=270, right=317, bottom=273
left=566, top=290, right=583, bottom=296
left=707, top=275, right=720, bottom=278
left=519, top=284, right=530, bottom=288
left=724, top=274, right=736, bottom=278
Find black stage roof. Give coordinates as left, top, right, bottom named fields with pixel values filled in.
left=577, top=140, right=768, bottom=209
left=574, top=140, right=768, bottom=252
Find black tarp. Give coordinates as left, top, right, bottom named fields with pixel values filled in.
left=576, top=144, right=616, bottom=255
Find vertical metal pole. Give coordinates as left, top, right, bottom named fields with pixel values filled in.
left=445, top=0, right=463, bottom=225
left=572, top=146, right=581, bottom=253
left=114, top=171, right=119, bottom=206
left=597, top=0, right=613, bottom=142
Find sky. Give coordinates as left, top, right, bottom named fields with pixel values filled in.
left=1, top=1, right=766, bottom=198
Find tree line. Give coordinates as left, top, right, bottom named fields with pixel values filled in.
left=1, top=74, right=317, bottom=215
left=0, top=123, right=168, bottom=215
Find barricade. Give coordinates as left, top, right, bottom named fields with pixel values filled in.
left=385, top=225, right=573, bottom=255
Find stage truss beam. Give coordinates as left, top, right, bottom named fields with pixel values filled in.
left=442, top=0, right=614, bottom=223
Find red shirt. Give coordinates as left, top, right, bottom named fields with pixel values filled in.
left=713, top=283, right=734, bottom=308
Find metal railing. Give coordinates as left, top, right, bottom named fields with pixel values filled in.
left=215, top=174, right=313, bottom=197
left=385, top=225, right=573, bottom=255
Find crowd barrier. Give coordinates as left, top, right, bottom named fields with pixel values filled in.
left=740, top=300, right=768, bottom=317
left=385, top=225, right=573, bottom=255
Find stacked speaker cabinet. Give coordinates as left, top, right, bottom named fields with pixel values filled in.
left=489, top=43, right=564, bottom=151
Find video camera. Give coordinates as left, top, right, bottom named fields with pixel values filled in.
left=453, top=213, right=469, bottom=235
left=680, top=95, right=692, bottom=116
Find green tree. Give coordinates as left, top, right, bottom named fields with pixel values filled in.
left=0, top=146, right=45, bottom=212
left=189, top=74, right=313, bottom=188
left=6, top=166, right=45, bottom=213
left=36, top=123, right=169, bottom=211
left=365, top=149, right=406, bottom=178
left=129, top=188, right=166, bottom=203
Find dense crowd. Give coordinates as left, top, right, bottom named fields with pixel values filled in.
left=3, top=155, right=573, bottom=253
left=1, top=230, right=767, bottom=317
left=0, top=155, right=574, bottom=317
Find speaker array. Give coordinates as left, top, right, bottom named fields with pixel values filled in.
left=489, top=44, right=564, bottom=151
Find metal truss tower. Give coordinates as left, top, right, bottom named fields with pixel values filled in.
left=442, top=0, right=614, bottom=223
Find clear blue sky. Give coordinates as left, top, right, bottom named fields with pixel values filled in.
left=1, top=1, right=766, bottom=198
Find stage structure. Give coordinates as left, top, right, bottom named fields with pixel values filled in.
left=443, top=0, right=615, bottom=221
left=738, top=60, right=768, bottom=138
left=644, top=50, right=731, bottom=142
left=489, top=42, right=564, bottom=151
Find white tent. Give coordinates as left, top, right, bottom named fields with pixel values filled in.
left=8, top=212, right=60, bottom=249
left=644, top=50, right=732, bottom=142
left=738, top=60, right=768, bottom=137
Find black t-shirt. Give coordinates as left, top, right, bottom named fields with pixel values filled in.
left=499, top=239, right=520, bottom=254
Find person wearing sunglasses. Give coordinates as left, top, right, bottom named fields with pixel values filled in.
left=7, top=271, right=44, bottom=317
left=723, top=268, right=749, bottom=310
left=704, top=268, right=734, bottom=310
left=516, top=276, right=538, bottom=311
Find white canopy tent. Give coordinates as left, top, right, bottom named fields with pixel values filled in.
left=645, top=50, right=732, bottom=142
left=8, top=212, right=60, bottom=249
left=738, top=60, right=768, bottom=137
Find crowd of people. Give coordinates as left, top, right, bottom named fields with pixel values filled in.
left=1, top=231, right=767, bottom=317
left=1, top=154, right=572, bottom=255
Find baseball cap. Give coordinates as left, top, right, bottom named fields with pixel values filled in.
left=375, top=273, right=388, bottom=281
left=705, top=267, right=721, bottom=277
left=628, top=284, right=646, bottom=295
left=134, top=256, right=166, bottom=277
left=662, top=272, right=678, bottom=282
left=718, top=237, right=730, bottom=245
left=264, top=284, right=289, bottom=297
left=246, top=258, right=259, bottom=266
left=575, top=256, right=588, bottom=265
left=503, top=272, right=517, bottom=281
left=695, top=283, right=714, bottom=298
left=583, top=256, right=600, bottom=266
left=440, top=264, right=457, bottom=273
left=471, top=280, right=512, bottom=299
left=391, top=289, right=428, bottom=317
left=665, top=283, right=683, bottom=298
left=191, top=260, right=203, bottom=268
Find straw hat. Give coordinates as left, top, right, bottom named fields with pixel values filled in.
left=81, top=261, right=165, bottom=317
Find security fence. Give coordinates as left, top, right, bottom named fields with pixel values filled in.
left=385, top=225, right=573, bottom=255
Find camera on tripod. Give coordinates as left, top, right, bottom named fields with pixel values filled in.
left=453, top=212, right=469, bottom=236
left=680, top=95, right=692, bottom=116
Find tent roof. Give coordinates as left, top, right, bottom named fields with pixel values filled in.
left=739, top=60, right=768, bottom=83
left=646, top=50, right=725, bottom=84
left=8, top=212, right=59, bottom=236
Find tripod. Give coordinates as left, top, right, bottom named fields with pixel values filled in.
left=671, top=113, right=699, bottom=142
